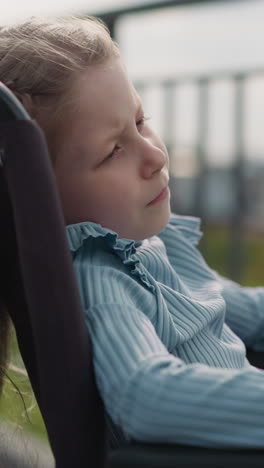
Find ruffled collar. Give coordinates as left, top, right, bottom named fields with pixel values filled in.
left=66, top=214, right=202, bottom=254
left=66, top=221, right=154, bottom=291
left=66, top=221, right=136, bottom=256
left=66, top=215, right=201, bottom=293
left=164, top=214, right=202, bottom=246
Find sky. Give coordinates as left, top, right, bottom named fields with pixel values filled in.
left=115, top=0, right=264, bottom=169
left=2, top=0, right=264, bottom=168
left=118, top=0, right=264, bottom=77
left=1, top=0, right=155, bottom=22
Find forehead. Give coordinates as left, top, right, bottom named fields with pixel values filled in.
left=54, top=57, right=142, bottom=167
left=70, top=57, right=140, bottom=128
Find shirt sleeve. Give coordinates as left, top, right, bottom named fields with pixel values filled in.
left=216, top=274, right=264, bottom=350
left=85, top=301, right=264, bottom=448
left=159, top=216, right=264, bottom=351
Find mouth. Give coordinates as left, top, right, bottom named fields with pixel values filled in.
left=147, top=185, right=170, bottom=206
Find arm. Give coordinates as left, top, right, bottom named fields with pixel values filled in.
left=159, top=216, right=264, bottom=351
left=86, top=302, right=264, bottom=449
left=216, top=274, right=264, bottom=351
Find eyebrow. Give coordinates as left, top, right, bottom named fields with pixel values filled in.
left=99, top=98, right=144, bottom=140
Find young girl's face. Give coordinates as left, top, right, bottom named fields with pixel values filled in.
left=54, top=56, right=171, bottom=240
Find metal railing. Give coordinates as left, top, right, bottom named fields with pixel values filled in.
left=133, top=69, right=264, bottom=280
left=92, top=0, right=263, bottom=281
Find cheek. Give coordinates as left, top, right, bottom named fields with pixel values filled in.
left=54, top=169, right=92, bottom=223
left=95, top=185, right=133, bottom=215
left=93, top=178, right=138, bottom=216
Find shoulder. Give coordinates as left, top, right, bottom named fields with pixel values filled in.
left=158, top=213, right=203, bottom=247
left=65, top=221, right=148, bottom=308
left=66, top=220, right=136, bottom=265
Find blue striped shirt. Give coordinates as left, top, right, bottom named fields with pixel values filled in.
left=66, top=214, right=264, bottom=448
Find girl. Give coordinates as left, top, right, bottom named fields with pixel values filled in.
left=1, top=16, right=264, bottom=449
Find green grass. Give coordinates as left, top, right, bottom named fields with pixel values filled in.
left=201, top=224, right=264, bottom=286
left=1, top=223, right=264, bottom=439
left=0, top=329, right=48, bottom=441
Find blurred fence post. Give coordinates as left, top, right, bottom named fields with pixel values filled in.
left=194, top=78, right=209, bottom=251
left=163, top=80, right=175, bottom=162
left=229, top=74, right=246, bottom=282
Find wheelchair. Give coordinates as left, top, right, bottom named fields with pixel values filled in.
left=1, top=81, right=264, bottom=467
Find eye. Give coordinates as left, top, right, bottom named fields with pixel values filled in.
left=136, top=114, right=150, bottom=129
left=104, top=144, right=122, bottom=163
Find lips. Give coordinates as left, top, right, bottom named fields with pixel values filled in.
left=147, top=186, right=169, bottom=206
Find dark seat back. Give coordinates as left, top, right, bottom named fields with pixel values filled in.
left=0, top=83, right=105, bottom=468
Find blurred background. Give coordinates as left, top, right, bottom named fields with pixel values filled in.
left=1, top=0, right=264, bottom=450
left=3, top=0, right=264, bottom=284
left=113, top=0, right=264, bottom=285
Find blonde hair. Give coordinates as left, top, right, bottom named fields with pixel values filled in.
left=0, top=16, right=119, bottom=156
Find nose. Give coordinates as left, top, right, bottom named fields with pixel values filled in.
left=140, top=137, right=168, bottom=180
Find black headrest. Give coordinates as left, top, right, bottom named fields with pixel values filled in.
left=0, top=82, right=105, bottom=467
left=0, top=82, right=30, bottom=121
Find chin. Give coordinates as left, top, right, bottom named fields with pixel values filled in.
left=137, top=206, right=171, bottom=241
left=155, top=205, right=171, bottom=234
